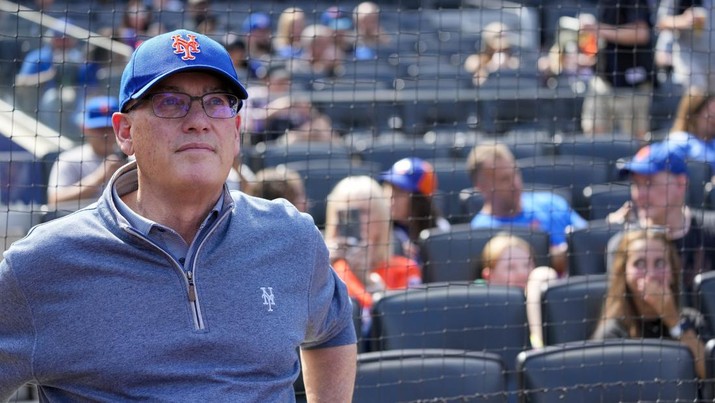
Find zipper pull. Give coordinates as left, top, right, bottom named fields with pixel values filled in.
left=186, top=271, right=197, bottom=302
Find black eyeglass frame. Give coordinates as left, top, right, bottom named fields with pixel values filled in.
left=125, top=91, right=243, bottom=118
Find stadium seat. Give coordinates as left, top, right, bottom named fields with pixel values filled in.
left=694, top=272, right=715, bottom=337
left=245, top=142, right=354, bottom=172
left=553, top=134, right=642, bottom=181
left=418, top=224, right=551, bottom=283
left=429, top=158, right=473, bottom=224
left=540, top=274, right=608, bottom=345
left=517, top=155, right=610, bottom=218
left=354, top=349, right=507, bottom=403
left=582, top=182, right=631, bottom=221
left=566, top=221, right=624, bottom=276
left=371, top=283, right=528, bottom=394
left=356, top=139, right=451, bottom=172
left=518, top=339, right=699, bottom=402
left=686, top=160, right=712, bottom=210
left=704, top=338, right=715, bottom=399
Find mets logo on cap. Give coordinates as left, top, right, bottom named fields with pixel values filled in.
left=172, top=34, right=200, bottom=61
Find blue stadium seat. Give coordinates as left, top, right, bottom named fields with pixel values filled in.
left=518, top=339, right=699, bottom=402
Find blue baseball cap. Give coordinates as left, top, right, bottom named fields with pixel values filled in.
left=242, top=12, right=271, bottom=33
left=118, top=29, right=248, bottom=112
left=618, top=142, right=688, bottom=176
left=321, top=7, right=353, bottom=31
left=379, top=157, right=438, bottom=196
left=77, top=96, right=119, bottom=129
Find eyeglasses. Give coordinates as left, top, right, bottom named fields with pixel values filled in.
left=127, top=92, right=242, bottom=119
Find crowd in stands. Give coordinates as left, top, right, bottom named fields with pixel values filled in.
left=6, top=0, right=715, bottom=400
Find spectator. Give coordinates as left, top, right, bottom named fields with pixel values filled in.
left=273, top=108, right=339, bottom=145
left=240, top=65, right=293, bottom=139
left=183, top=0, right=212, bottom=32
left=607, top=142, right=715, bottom=304
left=477, top=232, right=558, bottom=348
left=325, top=175, right=422, bottom=333
left=538, top=16, right=596, bottom=88
left=379, top=157, right=450, bottom=264
left=352, top=1, right=390, bottom=60
left=273, top=7, right=306, bottom=59
left=226, top=37, right=250, bottom=80
left=289, top=24, right=344, bottom=78
left=242, top=12, right=273, bottom=79
left=0, top=29, right=357, bottom=400
left=320, top=6, right=355, bottom=55
left=117, top=0, right=164, bottom=49
left=579, top=1, right=654, bottom=140
left=592, top=228, right=709, bottom=378
left=655, top=0, right=714, bottom=91
left=246, top=165, right=308, bottom=213
left=464, top=22, right=521, bottom=86
left=14, top=18, right=84, bottom=133
left=466, top=143, right=587, bottom=275
left=46, top=96, right=126, bottom=208
left=665, top=90, right=715, bottom=174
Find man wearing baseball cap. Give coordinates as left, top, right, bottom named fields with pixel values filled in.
left=0, top=30, right=356, bottom=401
left=46, top=96, right=124, bottom=208
left=379, top=157, right=450, bottom=264
left=607, top=141, right=715, bottom=302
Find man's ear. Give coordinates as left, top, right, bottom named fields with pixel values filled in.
left=112, top=112, right=134, bottom=156
left=481, top=267, right=491, bottom=281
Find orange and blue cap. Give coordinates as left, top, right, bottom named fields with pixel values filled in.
left=118, top=29, right=248, bottom=112
left=379, top=157, right=438, bottom=196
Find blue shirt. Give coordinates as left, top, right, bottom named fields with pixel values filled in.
left=470, top=192, right=587, bottom=246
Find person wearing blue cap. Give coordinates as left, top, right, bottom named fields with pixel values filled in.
left=606, top=141, right=715, bottom=304
left=379, top=157, right=450, bottom=264
left=0, top=30, right=356, bottom=401
left=46, top=96, right=125, bottom=208
left=242, top=12, right=273, bottom=79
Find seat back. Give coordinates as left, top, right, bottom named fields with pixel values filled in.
left=694, top=271, right=715, bottom=336
left=517, top=155, right=610, bottom=216
left=355, top=349, right=507, bottom=403
left=371, top=283, right=529, bottom=375
left=246, top=142, right=353, bottom=172
left=518, top=339, right=698, bottom=403
left=566, top=221, right=624, bottom=276
left=582, top=182, right=631, bottom=221
left=686, top=159, right=712, bottom=210
left=553, top=134, right=642, bottom=181
left=419, top=224, right=551, bottom=283
left=540, top=274, right=608, bottom=345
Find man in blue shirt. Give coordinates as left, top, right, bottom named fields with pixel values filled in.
left=466, top=143, right=587, bottom=274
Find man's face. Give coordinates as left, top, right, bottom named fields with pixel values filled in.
left=630, top=171, right=686, bottom=223
left=477, top=156, right=522, bottom=212
left=114, top=71, right=241, bottom=193
left=695, top=98, right=715, bottom=140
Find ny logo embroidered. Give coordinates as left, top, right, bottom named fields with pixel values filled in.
left=171, top=34, right=200, bottom=61
left=261, top=287, right=276, bottom=312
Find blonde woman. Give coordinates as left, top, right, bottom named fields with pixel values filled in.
left=274, top=7, right=305, bottom=59
left=325, top=176, right=421, bottom=333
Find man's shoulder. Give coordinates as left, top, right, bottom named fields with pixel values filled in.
left=232, top=191, right=315, bottom=228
